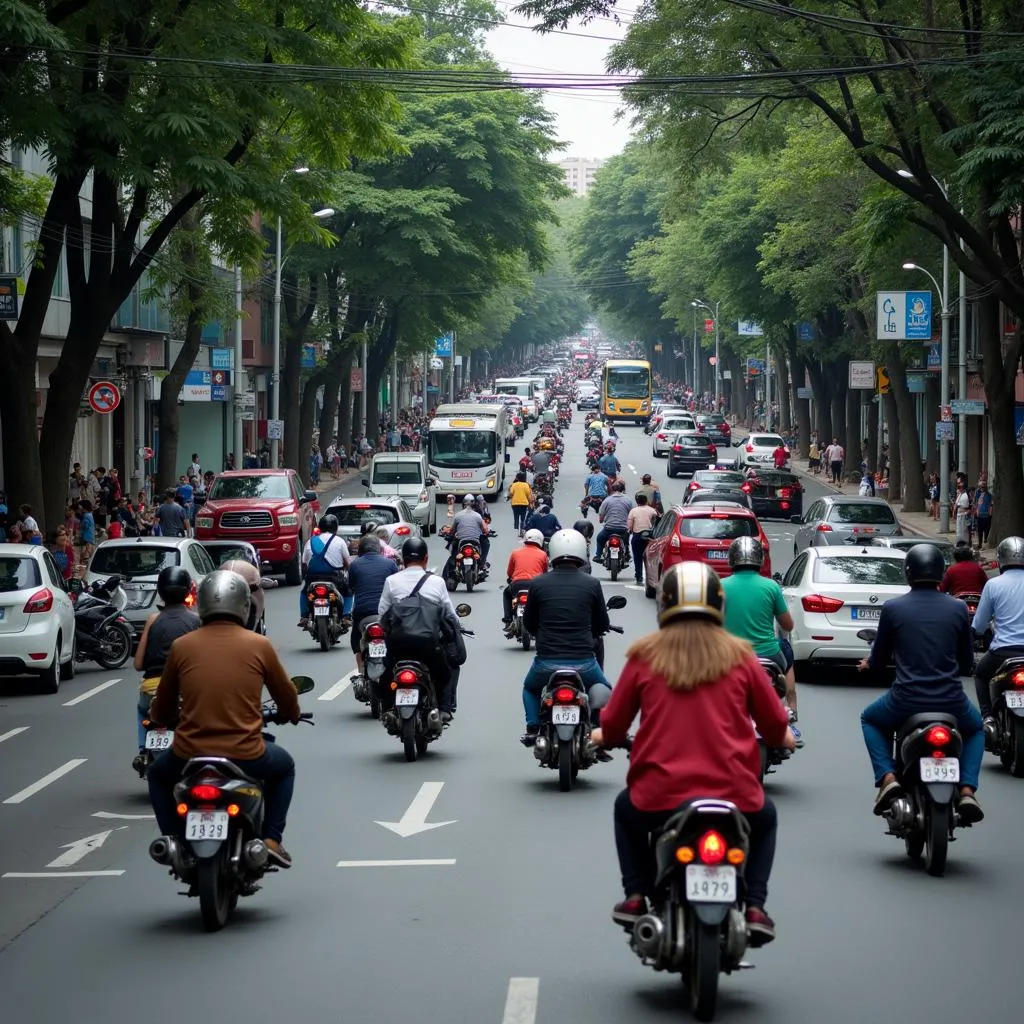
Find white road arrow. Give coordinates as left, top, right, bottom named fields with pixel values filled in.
left=375, top=782, right=456, bottom=838
left=46, top=827, right=127, bottom=869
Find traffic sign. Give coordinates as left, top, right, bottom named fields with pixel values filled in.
left=266, top=419, right=284, bottom=440
left=142, top=447, right=154, bottom=460
left=876, top=366, right=890, bottom=394
left=935, top=421, right=954, bottom=441
left=951, top=399, right=986, bottom=415
left=704, top=319, right=714, bottom=334
left=88, top=381, right=121, bottom=415
left=940, top=405, right=952, bottom=422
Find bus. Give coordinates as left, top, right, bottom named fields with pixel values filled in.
left=427, top=403, right=511, bottom=500
left=602, top=359, right=652, bottom=423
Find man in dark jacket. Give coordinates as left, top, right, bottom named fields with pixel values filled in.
left=348, top=534, right=398, bottom=674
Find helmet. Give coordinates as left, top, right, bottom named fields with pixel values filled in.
left=401, top=536, right=429, bottom=562
left=463, top=495, right=475, bottom=505
left=573, top=518, right=594, bottom=540
left=538, top=504, right=551, bottom=515
left=196, top=569, right=250, bottom=625
left=904, top=543, right=946, bottom=586
left=996, top=536, right=1024, bottom=570
left=523, top=529, right=544, bottom=547
left=157, top=566, right=192, bottom=605
left=538, top=439, right=553, bottom=451
left=318, top=514, right=338, bottom=534
left=657, top=562, right=725, bottom=626
left=547, top=529, right=588, bottom=566
left=728, top=536, right=764, bottom=571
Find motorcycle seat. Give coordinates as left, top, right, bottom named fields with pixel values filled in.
left=897, top=712, right=958, bottom=741
left=183, top=756, right=261, bottom=787
left=544, top=668, right=584, bottom=690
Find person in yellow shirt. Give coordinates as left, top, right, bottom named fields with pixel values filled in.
left=506, top=471, right=534, bottom=537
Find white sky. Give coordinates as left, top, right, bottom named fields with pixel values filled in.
left=484, top=4, right=634, bottom=159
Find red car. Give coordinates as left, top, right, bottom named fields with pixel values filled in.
left=642, top=502, right=772, bottom=597
left=195, top=469, right=320, bottom=585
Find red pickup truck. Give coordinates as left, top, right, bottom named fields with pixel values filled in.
left=194, top=469, right=320, bottom=585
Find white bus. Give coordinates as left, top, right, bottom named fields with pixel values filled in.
left=427, top=403, right=511, bottom=500
left=493, top=378, right=538, bottom=421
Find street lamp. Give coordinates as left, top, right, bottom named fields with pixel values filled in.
left=903, top=260, right=952, bottom=533
left=692, top=299, right=721, bottom=405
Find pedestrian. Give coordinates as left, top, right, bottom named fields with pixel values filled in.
left=506, top=471, right=533, bottom=536
left=188, top=453, right=201, bottom=480
left=826, top=438, right=844, bottom=485
left=953, top=480, right=970, bottom=543
left=808, top=439, right=820, bottom=475
left=974, top=484, right=992, bottom=548
left=78, top=499, right=96, bottom=562
left=156, top=490, right=189, bottom=538
left=627, top=492, right=659, bottom=585
left=46, top=526, right=75, bottom=581
left=927, top=473, right=939, bottom=518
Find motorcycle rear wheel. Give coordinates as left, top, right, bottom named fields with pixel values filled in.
left=317, top=616, right=330, bottom=652
left=558, top=740, right=574, bottom=792
left=520, top=630, right=531, bottom=651
left=197, top=855, right=236, bottom=932
left=610, top=561, right=619, bottom=582
left=924, top=804, right=949, bottom=877
left=688, top=918, right=721, bottom=1022
left=1010, top=718, right=1024, bottom=778
left=402, top=716, right=418, bottom=762
left=95, top=623, right=132, bottom=669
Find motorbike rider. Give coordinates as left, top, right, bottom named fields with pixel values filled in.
left=443, top=495, right=490, bottom=580
left=939, top=541, right=989, bottom=596
left=349, top=534, right=399, bottom=675
left=592, top=562, right=793, bottom=941
left=502, top=529, right=549, bottom=636
left=598, top=445, right=621, bottom=480
left=530, top=443, right=553, bottom=488
left=523, top=501, right=561, bottom=540
left=857, top=544, right=984, bottom=822
left=972, top=536, right=1024, bottom=730
left=582, top=462, right=611, bottom=517
left=372, top=523, right=400, bottom=563
left=594, top=481, right=634, bottom=563
left=131, top=566, right=200, bottom=772
left=297, top=514, right=351, bottom=629
left=520, top=529, right=613, bottom=751
left=147, top=570, right=301, bottom=868
left=519, top=447, right=534, bottom=475
left=636, top=473, right=663, bottom=515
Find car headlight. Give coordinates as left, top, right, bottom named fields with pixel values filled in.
left=486, top=478, right=495, bottom=489
left=195, top=516, right=214, bottom=530
left=278, top=513, right=299, bottom=527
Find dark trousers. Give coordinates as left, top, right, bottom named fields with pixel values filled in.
left=830, top=460, right=843, bottom=483
left=975, top=646, right=1024, bottom=716
left=380, top=648, right=455, bottom=713
left=148, top=743, right=295, bottom=843
left=512, top=505, right=528, bottom=530
left=503, top=580, right=532, bottom=623
left=613, top=789, right=777, bottom=908
left=977, top=516, right=992, bottom=546
left=630, top=535, right=649, bottom=582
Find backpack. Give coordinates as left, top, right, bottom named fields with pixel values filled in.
left=383, top=573, right=443, bottom=651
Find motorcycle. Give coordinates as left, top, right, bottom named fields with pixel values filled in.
left=304, top=579, right=348, bottom=650
left=352, top=615, right=387, bottom=719
left=755, top=659, right=795, bottom=780
left=983, top=655, right=1024, bottom=775
left=147, top=676, right=315, bottom=931
left=602, top=531, right=629, bottom=581
left=447, top=538, right=486, bottom=592
left=138, top=715, right=174, bottom=779
left=509, top=581, right=533, bottom=650
left=956, top=592, right=991, bottom=653
left=531, top=595, right=626, bottom=791
left=580, top=495, right=603, bottom=518
left=68, top=576, right=134, bottom=669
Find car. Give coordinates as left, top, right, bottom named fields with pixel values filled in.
left=198, top=540, right=270, bottom=632
left=685, top=469, right=750, bottom=496
left=194, top=469, right=320, bottom=585
left=362, top=452, right=437, bottom=535
left=792, top=495, right=902, bottom=555
left=324, top=497, right=423, bottom=550
left=869, top=536, right=955, bottom=568
left=781, top=545, right=908, bottom=674
left=735, top=433, right=788, bottom=469
left=0, top=544, right=77, bottom=692
left=576, top=394, right=599, bottom=411
left=683, top=489, right=753, bottom=510
left=695, top=413, right=733, bottom=447
left=645, top=405, right=689, bottom=434
left=652, top=414, right=698, bottom=456
left=667, top=431, right=718, bottom=477
left=86, top=537, right=215, bottom=642
left=642, top=503, right=772, bottom=598
left=745, top=470, right=804, bottom=520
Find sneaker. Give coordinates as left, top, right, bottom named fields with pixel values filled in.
left=131, top=752, right=147, bottom=774
left=594, top=747, right=614, bottom=763
left=745, top=906, right=776, bottom=947
left=790, top=726, right=804, bottom=749
left=873, top=778, right=903, bottom=816
left=264, top=839, right=293, bottom=869
left=440, top=711, right=453, bottom=725
left=958, top=793, right=984, bottom=825
left=296, top=618, right=308, bottom=629
left=520, top=726, right=540, bottom=747
left=612, top=895, right=647, bottom=926
left=592, top=555, right=602, bottom=562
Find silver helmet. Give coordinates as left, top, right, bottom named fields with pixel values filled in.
left=196, top=569, right=251, bottom=625
left=996, top=536, right=1024, bottom=571
left=728, top=536, right=765, bottom=571
left=547, top=529, right=588, bottom=566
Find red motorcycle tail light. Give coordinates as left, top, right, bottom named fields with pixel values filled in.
left=190, top=784, right=221, bottom=802
left=462, top=546, right=476, bottom=557
left=553, top=686, right=577, bottom=703
left=698, top=830, right=727, bottom=865
left=313, top=584, right=329, bottom=598
left=925, top=725, right=951, bottom=747
left=517, top=592, right=529, bottom=603
left=1012, top=670, right=1024, bottom=687
left=397, top=669, right=418, bottom=684
left=366, top=623, right=386, bottom=640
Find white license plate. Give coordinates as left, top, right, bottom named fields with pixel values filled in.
left=185, top=811, right=229, bottom=841
left=551, top=705, right=580, bottom=725
left=463, top=557, right=474, bottom=566
left=144, top=729, right=173, bottom=750
left=919, top=757, right=960, bottom=783
left=609, top=550, right=619, bottom=560
left=1006, top=691, right=1024, bottom=709
left=395, top=688, right=419, bottom=706
left=313, top=604, right=330, bottom=616
left=516, top=605, right=524, bottom=617
left=852, top=607, right=881, bottom=620
left=685, top=864, right=737, bottom=903
left=706, top=550, right=728, bottom=560
left=368, top=641, right=387, bottom=658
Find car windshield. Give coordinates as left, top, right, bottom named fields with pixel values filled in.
left=676, top=433, right=711, bottom=446
left=827, top=502, right=897, bottom=525
left=606, top=368, right=651, bottom=398
left=204, top=545, right=258, bottom=568
left=330, top=506, right=399, bottom=528
left=0, top=557, right=41, bottom=592
left=694, top=471, right=745, bottom=486
left=90, top=546, right=180, bottom=578
left=372, top=464, right=424, bottom=486
left=813, top=557, right=907, bottom=585
left=428, top=430, right=497, bottom=468
left=680, top=516, right=758, bottom=540
left=751, top=435, right=784, bottom=448
left=209, top=475, right=292, bottom=500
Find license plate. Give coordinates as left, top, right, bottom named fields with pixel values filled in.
left=368, top=641, right=387, bottom=658
left=463, top=557, right=474, bottom=566
left=686, top=449, right=704, bottom=455
left=706, top=550, right=729, bottom=560
left=313, top=604, right=330, bottom=616
left=852, top=607, right=881, bottom=620
left=144, top=729, right=173, bottom=751
left=852, top=527, right=876, bottom=534
left=919, top=757, right=960, bottom=783
left=1006, top=692, right=1024, bottom=709
left=551, top=705, right=580, bottom=725
left=685, top=864, right=737, bottom=903
left=516, top=606, right=524, bottom=617
left=185, top=811, right=229, bottom=841
left=395, top=688, right=419, bottom=706
left=609, top=549, right=619, bottom=559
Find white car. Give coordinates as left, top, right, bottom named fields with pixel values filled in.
left=652, top=414, right=697, bottom=456
left=781, top=546, right=908, bottom=675
left=0, top=544, right=77, bottom=692
left=736, top=433, right=788, bottom=468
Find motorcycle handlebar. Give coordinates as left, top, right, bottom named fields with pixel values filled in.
left=607, top=625, right=624, bottom=634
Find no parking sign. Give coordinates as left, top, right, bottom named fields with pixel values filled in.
left=88, top=381, right=121, bottom=415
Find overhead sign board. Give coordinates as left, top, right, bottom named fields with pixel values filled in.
left=876, top=291, right=932, bottom=340
left=849, top=360, right=876, bottom=389
left=435, top=333, right=453, bottom=357
left=951, top=399, right=985, bottom=415
left=737, top=321, right=764, bottom=336
left=211, top=348, right=233, bottom=370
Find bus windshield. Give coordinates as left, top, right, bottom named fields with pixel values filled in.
left=429, top=430, right=497, bottom=469
left=606, top=366, right=651, bottom=398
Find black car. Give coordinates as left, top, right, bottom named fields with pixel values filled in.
left=667, top=431, right=718, bottom=478
left=694, top=415, right=732, bottom=447
left=745, top=470, right=803, bottom=520
left=683, top=488, right=753, bottom=510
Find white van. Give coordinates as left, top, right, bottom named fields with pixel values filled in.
left=362, top=452, right=437, bottom=534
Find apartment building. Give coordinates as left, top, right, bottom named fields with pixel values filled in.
left=557, top=157, right=606, bottom=198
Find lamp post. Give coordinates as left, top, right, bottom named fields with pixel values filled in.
left=691, top=304, right=698, bottom=393
left=903, top=260, right=951, bottom=533
left=692, top=299, right=720, bottom=405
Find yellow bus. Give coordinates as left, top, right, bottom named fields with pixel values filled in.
left=602, top=359, right=652, bottom=423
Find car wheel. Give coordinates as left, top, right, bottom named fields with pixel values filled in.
left=285, top=548, right=302, bottom=586
left=60, top=633, right=76, bottom=681
left=40, top=637, right=61, bottom=694
left=793, top=660, right=809, bottom=683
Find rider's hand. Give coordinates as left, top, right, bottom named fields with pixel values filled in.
left=590, top=727, right=604, bottom=746
left=856, top=657, right=870, bottom=672
left=782, top=727, right=798, bottom=751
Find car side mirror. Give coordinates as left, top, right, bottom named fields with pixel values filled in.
left=425, top=479, right=435, bottom=487
left=455, top=603, right=472, bottom=617
left=856, top=628, right=877, bottom=643
left=291, top=675, right=315, bottom=694
left=361, top=478, right=370, bottom=488
left=300, top=490, right=317, bottom=504
left=606, top=595, right=627, bottom=610
left=772, top=572, right=783, bottom=583
left=790, top=514, right=802, bottom=524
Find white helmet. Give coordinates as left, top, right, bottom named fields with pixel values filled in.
left=547, top=529, right=588, bottom=566
left=463, top=494, right=475, bottom=505
left=523, top=529, right=544, bottom=547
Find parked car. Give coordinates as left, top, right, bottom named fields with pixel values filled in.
left=194, top=469, right=319, bottom=585
left=734, top=433, right=788, bottom=469
left=324, top=497, right=423, bottom=551
left=870, top=536, right=955, bottom=568
left=652, top=414, right=698, bottom=457
left=792, top=495, right=902, bottom=555
left=745, top=470, right=804, bottom=520
left=0, top=544, right=77, bottom=692
left=781, top=546, right=908, bottom=675
left=642, top=503, right=772, bottom=598
left=683, top=489, right=753, bottom=510
left=198, top=540, right=270, bottom=633
left=86, top=537, right=215, bottom=642
left=667, top=431, right=718, bottom=477
left=362, top=452, right=437, bottom=535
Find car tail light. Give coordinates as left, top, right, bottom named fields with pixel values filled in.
left=394, top=525, right=411, bottom=536
left=670, top=532, right=681, bottom=548
left=24, top=588, right=53, bottom=613
left=741, top=482, right=752, bottom=493
left=688, top=481, right=700, bottom=491
left=698, top=830, right=727, bottom=865
left=778, top=487, right=792, bottom=498
left=780, top=501, right=790, bottom=510
left=709, top=513, right=731, bottom=519
left=397, top=669, right=418, bottom=684
left=190, top=784, right=221, bottom=802
left=354, top=504, right=371, bottom=509
left=553, top=686, right=577, bottom=703
left=745, top=444, right=754, bottom=453
left=313, top=583, right=329, bottom=598
left=707, top=445, right=716, bottom=453
left=926, top=725, right=951, bottom=747
left=184, top=580, right=198, bottom=608
left=517, top=591, right=529, bottom=604
left=1012, top=670, right=1024, bottom=687
left=816, top=523, right=833, bottom=532
left=366, top=622, right=386, bottom=640
left=801, top=594, right=845, bottom=613
left=672, top=445, right=683, bottom=453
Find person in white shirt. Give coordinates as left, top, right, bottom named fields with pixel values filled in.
left=188, top=454, right=201, bottom=480
left=297, top=514, right=351, bottom=627
left=953, top=482, right=971, bottom=542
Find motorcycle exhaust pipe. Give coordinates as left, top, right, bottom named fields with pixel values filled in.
left=633, top=914, right=665, bottom=957
left=243, top=839, right=269, bottom=870
left=149, top=837, right=173, bottom=865
left=533, top=735, right=550, bottom=762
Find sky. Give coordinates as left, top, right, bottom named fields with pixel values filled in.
left=484, top=3, right=634, bottom=160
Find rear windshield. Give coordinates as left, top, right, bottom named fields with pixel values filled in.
left=209, top=475, right=292, bottom=500
left=331, top=506, right=399, bottom=528
left=663, top=418, right=693, bottom=428
left=880, top=539, right=954, bottom=565
left=813, top=557, right=907, bottom=585
left=90, top=546, right=180, bottom=578
left=0, top=557, right=41, bottom=592
left=372, top=464, right=424, bottom=486
left=751, top=435, right=784, bottom=447
left=689, top=492, right=747, bottom=506
left=827, top=502, right=897, bottom=525
left=694, top=472, right=745, bottom=486
left=675, top=433, right=712, bottom=445
left=203, top=545, right=258, bottom=568
left=679, top=516, right=758, bottom=540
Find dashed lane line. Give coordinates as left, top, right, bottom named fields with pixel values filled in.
left=0, top=727, right=29, bottom=745
left=336, top=859, right=457, bottom=868
left=3, top=758, right=87, bottom=805
left=318, top=671, right=357, bottom=701
left=2, top=871, right=125, bottom=879
left=62, top=678, right=122, bottom=707
left=502, top=978, right=540, bottom=1024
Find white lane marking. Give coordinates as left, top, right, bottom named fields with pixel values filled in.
left=0, top=727, right=29, bottom=745
left=376, top=781, right=456, bottom=837
left=2, top=758, right=88, bottom=805
left=62, top=678, right=122, bottom=707
left=502, top=978, right=540, bottom=1024
left=627, top=464, right=637, bottom=474
left=318, top=671, right=356, bottom=701
left=47, top=827, right=128, bottom=868
left=336, top=859, right=457, bottom=868
left=2, top=871, right=125, bottom=879
left=92, top=811, right=155, bottom=820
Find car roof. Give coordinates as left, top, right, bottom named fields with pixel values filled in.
left=90, top=536, right=194, bottom=549
left=329, top=496, right=405, bottom=508
left=215, top=469, right=294, bottom=477
left=0, top=543, right=45, bottom=557
left=676, top=503, right=756, bottom=518
left=201, top=539, right=258, bottom=552
left=804, top=546, right=906, bottom=559
left=821, top=495, right=892, bottom=506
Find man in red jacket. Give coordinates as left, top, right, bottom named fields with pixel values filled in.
left=939, top=543, right=989, bottom=596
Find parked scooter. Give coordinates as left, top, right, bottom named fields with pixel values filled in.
left=68, top=576, right=133, bottom=669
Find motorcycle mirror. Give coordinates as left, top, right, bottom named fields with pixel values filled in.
left=606, top=595, right=627, bottom=610
left=455, top=603, right=472, bottom=618
left=856, top=628, right=877, bottom=642
left=291, top=675, right=315, bottom=694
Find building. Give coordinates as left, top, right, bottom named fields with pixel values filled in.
left=557, top=157, right=606, bottom=197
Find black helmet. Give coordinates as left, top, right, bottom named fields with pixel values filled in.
left=573, top=518, right=594, bottom=540
left=157, top=566, right=192, bottom=605
left=728, top=536, right=764, bottom=571
left=318, top=513, right=338, bottom=534
left=402, top=536, right=429, bottom=562
left=905, top=543, right=946, bottom=587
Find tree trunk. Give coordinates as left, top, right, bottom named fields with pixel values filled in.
left=806, top=360, right=831, bottom=439
left=156, top=307, right=205, bottom=493
left=827, top=361, right=846, bottom=448
left=883, top=343, right=926, bottom=511
left=298, top=380, right=320, bottom=486
left=884, top=388, right=902, bottom=501
left=318, top=382, right=340, bottom=449
left=777, top=348, right=792, bottom=436
left=336, top=353, right=354, bottom=444
left=844, top=386, right=860, bottom=481
left=866, top=396, right=879, bottom=474
left=280, top=272, right=319, bottom=472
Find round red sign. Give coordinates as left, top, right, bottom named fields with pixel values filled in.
left=88, top=381, right=121, bottom=415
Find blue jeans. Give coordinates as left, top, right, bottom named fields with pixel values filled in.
left=137, top=688, right=151, bottom=747
left=512, top=506, right=528, bottom=530
left=595, top=526, right=627, bottom=561
left=522, top=656, right=611, bottom=726
left=860, top=691, right=984, bottom=789
left=630, top=534, right=648, bottom=582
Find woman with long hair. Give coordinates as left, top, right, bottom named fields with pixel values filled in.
left=593, top=561, right=795, bottom=946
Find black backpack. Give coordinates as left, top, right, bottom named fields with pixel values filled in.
left=383, top=573, right=444, bottom=651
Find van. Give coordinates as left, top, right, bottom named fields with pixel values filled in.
left=362, top=452, right=437, bottom=534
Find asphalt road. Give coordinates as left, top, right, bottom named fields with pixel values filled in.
left=0, top=420, right=1018, bottom=1023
